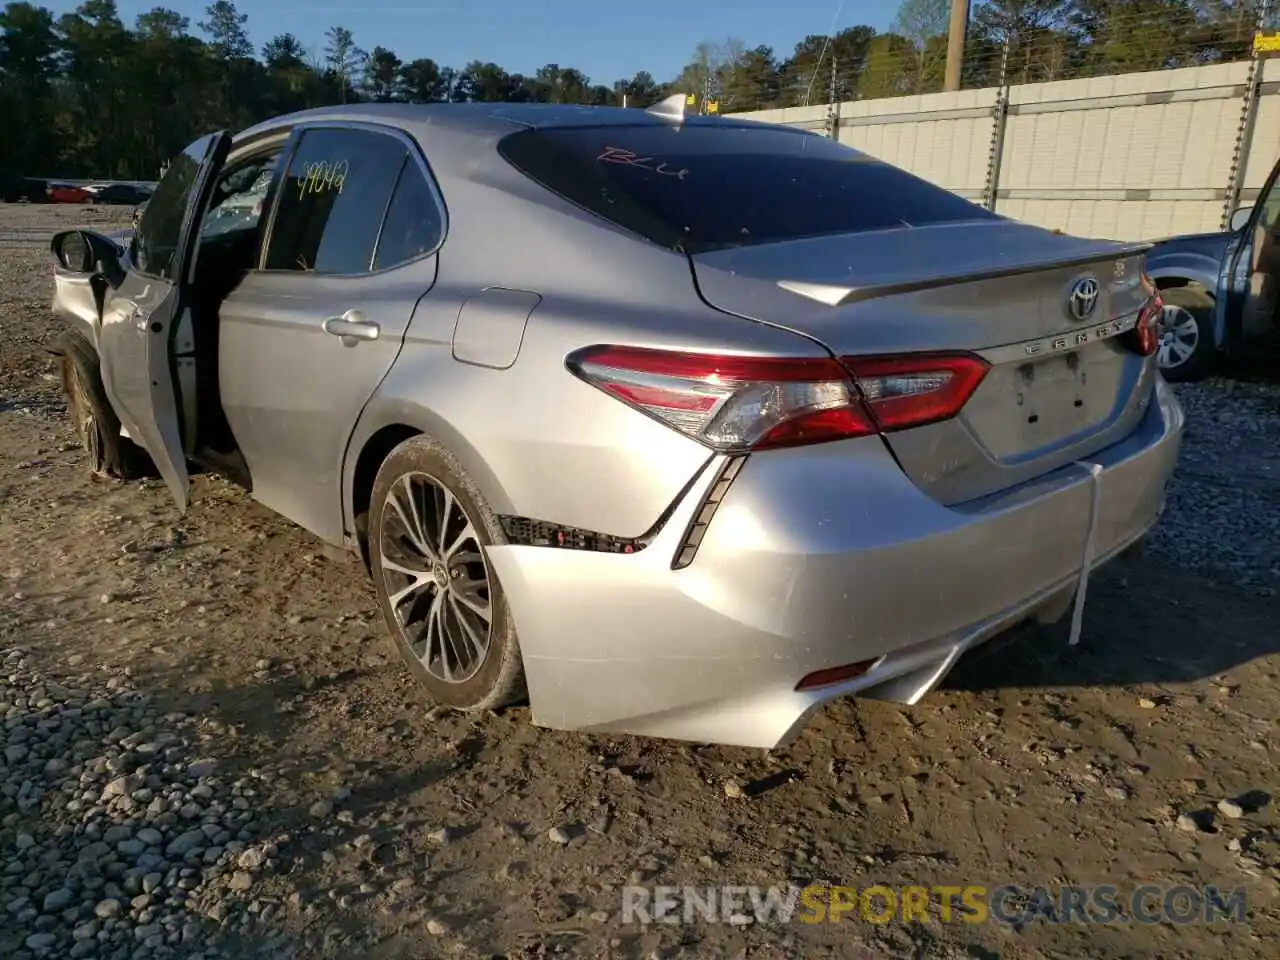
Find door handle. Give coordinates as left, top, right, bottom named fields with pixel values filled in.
left=322, top=310, right=380, bottom=345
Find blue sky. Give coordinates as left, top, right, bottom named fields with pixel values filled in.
left=44, top=0, right=900, bottom=85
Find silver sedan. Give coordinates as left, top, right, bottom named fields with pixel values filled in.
left=48, top=100, right=1183, bottom=748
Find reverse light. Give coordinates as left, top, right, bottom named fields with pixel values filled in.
left=566, top=345, right=989, bottom=452
left=838, top=354, right=990, bottom=432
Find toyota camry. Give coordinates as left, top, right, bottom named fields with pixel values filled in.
left=48, top=98, right=1183, bottom=748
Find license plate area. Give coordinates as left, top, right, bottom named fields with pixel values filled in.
left=1010, top=352, right=1096, bottom=449
left=962, top=344, right=1125, bottom=461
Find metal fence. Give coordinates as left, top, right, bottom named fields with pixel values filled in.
left=730, top=54, right=1280, bottom=242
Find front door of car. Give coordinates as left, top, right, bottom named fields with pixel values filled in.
left=98, top=131, right=231, bottom=509
left=1238, top=158, right=1280, bottom=340
left=217, top=123, right=448, bottom=543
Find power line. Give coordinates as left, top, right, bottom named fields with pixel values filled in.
left=802, top=0, right=846, bottom=107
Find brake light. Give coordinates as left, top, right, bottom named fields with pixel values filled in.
left=1129, top=277, right=1162, bottom=358
left=566, top=345, right=988, bottom=452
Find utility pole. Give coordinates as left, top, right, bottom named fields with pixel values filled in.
left=944, top=0, right=969, bottom=92
left=1222, top=0, right=1273, bottom=226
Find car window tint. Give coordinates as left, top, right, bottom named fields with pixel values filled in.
left=266, top=128, right=406, bottom=274
left=136, top=134, right=223, bottom=279
left=497, top=123, right=996, bottom=255
left=372, top=161, right=443, bottom=271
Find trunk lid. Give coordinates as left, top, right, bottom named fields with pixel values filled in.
left=691, top=220, right=1158, bottom=504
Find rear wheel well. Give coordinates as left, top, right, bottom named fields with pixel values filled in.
left=1154, top=276, right=1212, bottom=299
left=351, top=424, right=422, bottom=566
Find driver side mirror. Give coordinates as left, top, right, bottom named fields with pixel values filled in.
left=52, top=230, right=93, bottom=272
left=50, top=229, right=126, bottom=287
left=1229, top=205, right=1254, bottom=232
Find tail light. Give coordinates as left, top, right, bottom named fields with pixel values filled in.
left=566, top=345, right=988, bottom=452
left=1127, top=272, right=1162, bottom=358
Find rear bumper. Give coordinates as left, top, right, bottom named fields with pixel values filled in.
left=486, top=377, right=1184, bottom=749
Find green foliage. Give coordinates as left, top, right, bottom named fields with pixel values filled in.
left=0, top=0, right=1265, bottom=179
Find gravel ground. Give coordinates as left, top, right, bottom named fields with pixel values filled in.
left=1149, top=377, right=1280, bottom=591
left=1, top=204, right=1278, bottom=960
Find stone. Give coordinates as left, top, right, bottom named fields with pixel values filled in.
left=1217, top=798, right=1245, bottom=819
left=42, top=887, right=75, bottom=912
left=228, top=871, right=254, bottom=892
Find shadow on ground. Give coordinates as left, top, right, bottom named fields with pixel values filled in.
left=943, top=557, right=1278, bottom=694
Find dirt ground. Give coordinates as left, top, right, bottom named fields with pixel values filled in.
left=1, top=203, right=1277, bottom=960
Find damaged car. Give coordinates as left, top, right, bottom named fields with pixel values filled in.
left=48, top=100, right=1183, bottom=748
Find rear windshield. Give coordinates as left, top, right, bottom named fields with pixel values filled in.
left=497, top=122, right=996, bottom=254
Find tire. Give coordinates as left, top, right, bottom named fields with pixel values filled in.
left=368, top=435, right=527, bottom=711
left=52, top=331, right=156, bottom=480
left=1155, top=287, right=1216, bottom=382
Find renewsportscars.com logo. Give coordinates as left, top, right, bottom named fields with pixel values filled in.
left=621, top=883, right=1248, bottom=927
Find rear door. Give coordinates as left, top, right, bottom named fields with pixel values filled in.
left=99, top=131, right=230, bottom=509
left=217, top=123, right=447, bottom=543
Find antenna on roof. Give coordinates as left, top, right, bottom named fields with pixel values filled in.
left=646, top=93, right=688, bottom=124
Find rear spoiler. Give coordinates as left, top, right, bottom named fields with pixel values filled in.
left=778, top=242, right=1153, bottom=307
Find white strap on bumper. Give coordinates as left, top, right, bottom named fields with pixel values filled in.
left=1068, top=461, right=1104, bottom=647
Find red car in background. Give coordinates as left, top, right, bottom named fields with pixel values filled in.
left=49, top=185, right=91, bottom=203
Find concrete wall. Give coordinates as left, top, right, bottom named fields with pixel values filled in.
left=731, top=58, right=1280, bottom=241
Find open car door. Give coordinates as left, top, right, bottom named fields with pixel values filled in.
left=98, top=131, right=231, bottom=510
left=1241, top=159, right=1280, bottom=342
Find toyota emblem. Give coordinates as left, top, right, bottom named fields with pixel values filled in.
left=1066, top=276, right=1100, bottom=321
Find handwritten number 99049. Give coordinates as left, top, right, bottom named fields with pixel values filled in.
left=296, top=159, right=350, bottom=199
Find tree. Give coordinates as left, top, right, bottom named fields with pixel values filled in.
left=971, top=0, right=1073, bottom=84
left=456, top=60, right=514, bottom=101
left=0, top=1, right=61, bottom=172
left=199, top=0, right=250, bottom=60
left=778, top=26, right=877, bottom=105
left=720, top=45, right=781, bottom=111
left=0, top=0, right=1266, bottom=182
left=56, top=0, right=137, bottom=176
left=262, top=32, right=305, bottom=70
left=135, top=6, right=187, bottom=40
left=324, top=25, right=364, bottom=104
left=400, top=57, right=445, bottom=102
left=365, top=45, right=402, bottom=101
left=616, top=69, right=660, bottom=107
left=892, top=0, right=950, bottom=90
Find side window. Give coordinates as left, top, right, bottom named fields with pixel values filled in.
left=136, top=134, right=223, bottom=280
left=265, top=128, right=406, bottom=274
left=372, top=161, right=443, bottom=271
left=202, top=154, right=280, bottom=240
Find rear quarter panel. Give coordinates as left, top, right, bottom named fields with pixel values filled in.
left=347, top=124, right=833, bottom=539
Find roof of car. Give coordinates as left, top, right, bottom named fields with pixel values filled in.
left=236, top=101, right=767, bottom=142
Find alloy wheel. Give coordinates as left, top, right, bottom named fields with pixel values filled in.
left=66, top=365, right=102, bottom=471
left=1156, top=304, right=1200, bottom=371
left=377, top=472, right=493, bottom=684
